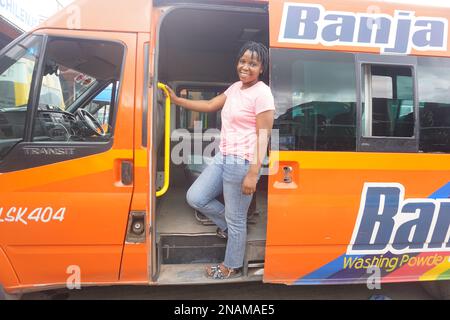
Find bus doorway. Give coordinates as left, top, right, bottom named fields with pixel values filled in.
left=152, top=5, right=269, bottom=284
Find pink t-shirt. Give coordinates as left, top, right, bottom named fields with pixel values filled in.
left=220, top=81, right=275, bottom=162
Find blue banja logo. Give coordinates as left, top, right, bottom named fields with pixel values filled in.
left=279, top=3, right=448, bottom=55
left=348, top=183, right=450, bottom=255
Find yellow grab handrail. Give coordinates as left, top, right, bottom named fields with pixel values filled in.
left=156, top=83, right=171, bottom=197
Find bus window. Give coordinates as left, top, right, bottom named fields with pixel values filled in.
left=177, top=88, right=223, bottom=132
left=418, top=57, right=450, bottom=153
left=32, top=37, right=124, bottom=144
left=362, top=65, right=415, bottom=138
left=0, top=36, right=42, bottom=158
left=271, top=49, right=357, bottom=152
left=89, top=84, right=115, bottom=126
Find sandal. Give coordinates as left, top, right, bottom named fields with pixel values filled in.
left=206, top=263, right=241, bottom=280
left=216, top=228, right=228, bottom=239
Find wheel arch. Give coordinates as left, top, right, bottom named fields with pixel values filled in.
left=0, top=247, right=20, bottom=294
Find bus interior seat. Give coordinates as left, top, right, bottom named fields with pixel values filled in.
left=0, top=81, right=15, bottom=107
left=315, top=114, right=327, bottom=133
left=184, top=152, right=258, bottom=224
left=184, top=154, right=214, bottom=187
left=181, top=123, right=257, bottom=223
left=394, top=111, right=414, bottom=137
left=422, top=103, right=450, bottom=127
left=420, top=103, right=450, bottom=151
left=372, top=98, right=391, bottom=136
left=330, top=110, right=356, bottom=150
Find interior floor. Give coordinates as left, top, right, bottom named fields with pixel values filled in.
left=156, top=186, right=267, bottom=241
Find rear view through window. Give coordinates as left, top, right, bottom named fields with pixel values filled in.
left=0, top=36, right=42, bottom=157
left=272, top=49, right=357, bottom=152
left=418, top=57, right=450, bottom=153
left=32, top=37, right=124, bottom=144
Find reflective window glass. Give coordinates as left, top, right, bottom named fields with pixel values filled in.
left=271, top=49, right=357, bottom=151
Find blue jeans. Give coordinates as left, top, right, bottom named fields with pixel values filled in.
left=186, top=152, right=254, bottom=269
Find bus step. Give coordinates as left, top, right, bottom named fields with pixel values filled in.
left=157, top=263, right=264, bottom=285
left=159, top=235, right=227, bottom=265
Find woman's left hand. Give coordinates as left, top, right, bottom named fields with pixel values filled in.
left=242, top=172, right=258, bottom=195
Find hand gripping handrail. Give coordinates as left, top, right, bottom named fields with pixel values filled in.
left=156, top=83, right=171, bottom=197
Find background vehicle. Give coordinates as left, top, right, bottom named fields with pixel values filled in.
left=1, top=0, right=450, bottom=300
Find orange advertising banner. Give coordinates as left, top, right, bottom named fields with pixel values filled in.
left=270, top=0, right=450, bottom=57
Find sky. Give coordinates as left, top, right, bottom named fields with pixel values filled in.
left=0, top=0, right=75, bottom=30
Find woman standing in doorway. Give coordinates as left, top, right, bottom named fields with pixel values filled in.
left=164, top=41, right=275, bottom=280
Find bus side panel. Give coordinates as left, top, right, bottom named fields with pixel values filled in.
left=265, top=151, right=450, bottom=285
left=0, top=30, right=137, bottom=289
left=119, top=32, right=152, bottom=283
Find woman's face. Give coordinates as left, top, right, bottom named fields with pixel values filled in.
left=237, top=50, right=263, bottom=87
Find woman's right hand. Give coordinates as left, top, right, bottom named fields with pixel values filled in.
left=164, top=85, right=178, bottom=103
left=161, top=85, right=226, bottom=113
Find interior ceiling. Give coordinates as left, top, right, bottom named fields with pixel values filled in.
left=47, top=39, right=124, bottom=80
left=159, top=8, right=268, bottom=83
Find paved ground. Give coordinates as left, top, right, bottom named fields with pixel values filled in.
left=23, top=281, right=432, bottom=300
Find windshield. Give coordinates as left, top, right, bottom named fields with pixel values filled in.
left=0, top=36, right=41, bottom=110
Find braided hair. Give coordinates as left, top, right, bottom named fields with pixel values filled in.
left=237, top=41, right=269, bottom=76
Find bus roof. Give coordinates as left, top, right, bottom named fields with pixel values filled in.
left=36, top=0, right=267, bottom=33
left=36, top=0, right=450, bottom=31
left=39, top=0, right=153, bottom=33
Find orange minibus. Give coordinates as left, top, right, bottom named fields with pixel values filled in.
left=1, top=0, right=450, bottom=299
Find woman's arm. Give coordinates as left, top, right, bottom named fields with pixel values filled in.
left=165, top=86, right=226, bottom=113
left=242, top=110, right=275, bottom=195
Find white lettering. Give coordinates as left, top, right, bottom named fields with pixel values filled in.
left=279, top=3, right=448, bottom=55
left=40, top=207, right=53, bottom=223
left=53, top=208, right=66, bottom=222
left=5, top=207, right=15, bottom=222
left=0, top=207, right=66, bottom=224
left=15, top=207, right=28, bottom=225
left=28, top=208, right=42, bottom=222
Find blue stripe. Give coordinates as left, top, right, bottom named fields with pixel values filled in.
left=429, top=182, right=450, bottom=199
left=295, top=254, right=363, bottom=284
